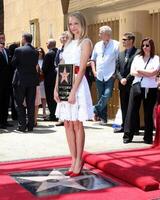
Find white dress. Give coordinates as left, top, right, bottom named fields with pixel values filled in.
left=55, top=39, right=93, bottom=122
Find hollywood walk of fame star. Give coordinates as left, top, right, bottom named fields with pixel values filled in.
left=12, top=168, right=117, bottom=197
left=60, top=67, right=70, bottom=83
left=17, top=169, right=94, bottom=193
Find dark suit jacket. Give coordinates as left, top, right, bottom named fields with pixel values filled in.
left=12, top=44, right=39, bottom=87
left=0, top=48, right=12, bottom=86
left=116, top=47, right=139, bottom=90
left=42, top=48, right=58, bottom=85
left=55, top=46, right=63, bottom=66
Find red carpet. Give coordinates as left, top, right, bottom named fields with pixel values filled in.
left=0, top=148, right=160, bottom=200
left=1, top=105, right=160, bottom=199
left=82, top=102, right=160, bottom=195
left=0, top=156, right=153, bottom=200
left=84, top=147, right=160, bottom=191
left=154, top=104, right=160, bottom=147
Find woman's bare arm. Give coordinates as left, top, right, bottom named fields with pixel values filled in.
left=68, top=39, right=92, bottom=104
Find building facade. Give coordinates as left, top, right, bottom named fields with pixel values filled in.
left=0, top=1, right=4, bottom=33
left=2, top=0, right=160, bottom=119
left=3, top=0, right=66, bottom=48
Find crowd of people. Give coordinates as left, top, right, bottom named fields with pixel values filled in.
left=0, top=11, right=159, bottom=176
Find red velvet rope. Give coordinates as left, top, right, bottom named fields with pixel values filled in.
left=154, top=104, right=160, bottom=147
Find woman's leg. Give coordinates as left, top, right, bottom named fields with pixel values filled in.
left=64, top=120, right=77, bottom=171
left=34, top=105, right=39, bottom=126
left=41, top=98, right=46, bottom=118
left=72, top=121, right=85, bottom=173
left=123, top=87, right=141, bottom=142
left=143, top=88, right=157, bottom=143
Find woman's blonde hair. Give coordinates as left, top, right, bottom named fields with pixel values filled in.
left=67, top=11, right=88, bottom=43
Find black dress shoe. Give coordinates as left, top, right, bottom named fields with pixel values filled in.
left=0, top=124, right=7, bottom=129
left=43, top=117, right=51, bottom=121
left=16, top=127, right=26, bottom=132
left=99, top=119, right=107, bottom=126
left=28, top=128, right=33, bottom=132
left=12, top=116, right=18, bottom=121
left=44, top=117, right=58, bottom=122
left=5, top=122, right=14, bottom=127
left=134, top=131, right=140, bottom=135
left=114, top=128, right=124, bottom=133
left=123, top=139, right=132, bottom=144
left=55, top=121, right=64, bottom=126
left=144, top=140, right=153, bottom=144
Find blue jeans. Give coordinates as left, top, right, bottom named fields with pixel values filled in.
left=94, top=77, right=114, bottom=121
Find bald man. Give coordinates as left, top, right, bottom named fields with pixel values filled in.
left=42, top=39, right=58, bottom=121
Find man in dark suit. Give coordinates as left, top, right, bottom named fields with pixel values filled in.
left=9, top=42, right=20, bottom=121
left=42, top=39, right=58, bottom=121
left=115, top=32, right=139, bottom=135
left=0, top=33, right=12, bottom=129
left=12, top=33, right=39, bottom=132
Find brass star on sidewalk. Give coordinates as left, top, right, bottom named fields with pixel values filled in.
left=18, top=169, right=92, bottom=193
left=12, top=168, right=117, bottom=197
left=60, top=67, right=70, bottom=83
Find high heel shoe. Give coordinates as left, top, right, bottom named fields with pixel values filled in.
left=70, top=160, right=84, bottom=177
left=70, top=171, right=81, bottom=177
left=64, top=170, right=73, bottom=176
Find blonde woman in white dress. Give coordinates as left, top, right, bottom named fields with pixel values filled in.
left=54, top=12, right=93, bottom=177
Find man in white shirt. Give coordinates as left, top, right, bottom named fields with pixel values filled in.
left=91, top=26, right=119, bottom=125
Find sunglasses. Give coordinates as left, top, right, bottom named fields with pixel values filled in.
left=142, top=44, right=150, bottom=48
left=122, top=38, right=129, bottom=41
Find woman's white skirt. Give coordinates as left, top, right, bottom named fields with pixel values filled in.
left=55, top=76, right=93, bottom=122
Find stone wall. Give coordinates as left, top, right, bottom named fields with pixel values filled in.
left=4, top=0, right=64, bottom=49
left=0, top=1, right=4, bottom=33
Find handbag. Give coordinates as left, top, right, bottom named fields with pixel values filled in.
left=39, top=72, right=45, bottom=82
left=132, top=57, right=151, bottom=96
left=132, top=82, right=141, bottom=96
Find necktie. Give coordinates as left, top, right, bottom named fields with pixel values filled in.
left=125, top=49, right=130, bottom=63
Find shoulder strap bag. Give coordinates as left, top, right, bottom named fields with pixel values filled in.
left=132, top=57, right=151, bottom=96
